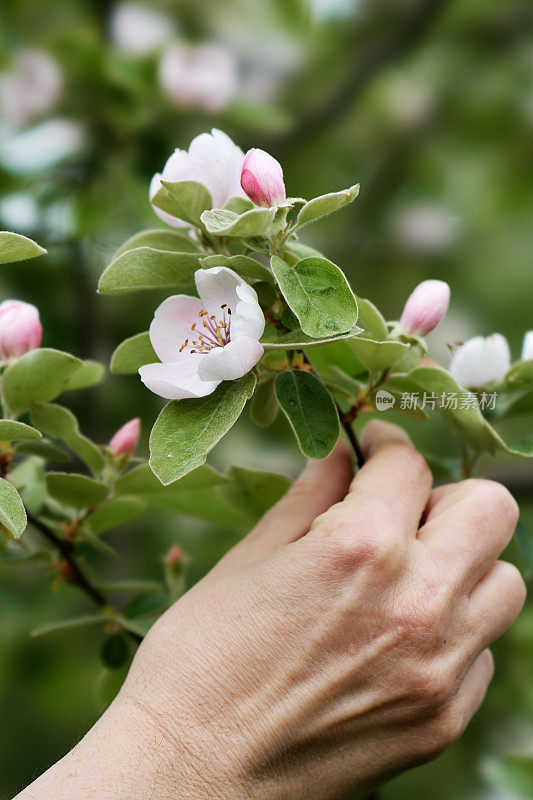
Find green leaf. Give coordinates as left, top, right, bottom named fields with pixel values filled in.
left=14, top=438, right=70, bottom=462
left=356, top=297, right=388, bottom=340
left=113, top=228, right=200, bottom=259
left=505, top=360, right=533, bottom=388
left=250, top=376, right=279, bottom=427
left=0, top=420, right=41, bottom=441
left=9, top=457, right=45, bottom=514
left=271, top=255, right=358, bottom=338
left=224, top=196, right=254, bottom=214
left=295, top=184, right=359, bottom=230
left=222, top=466, right=291, bottom=526
left=262, top=326, right=363, bottom=350
left=98, top=247, right=200, bottom=295
left=501, top=388, right=533, bottom=419
left=2, top=348, right=81, bottom=415
left=0, top=231, right=47, bottom=263
left=115, top=462, right=227, bottom=497
left=201, top=207, right=276, bottom=237
left=349, top=337, right=410, bottom=371
left=309, top=339, right=366, bottom=382
left=45, top=472, right=109, bottom=509
left=150, top=373, right=256, bottom=485
left=160, top=180, right=213, bottom=226
left=31, top=614, right=105, bottom=638
left=0, top=478, right=27, bottom=538
left=65, top=360, right=105, bottom=391
left=85, top=497, right=145, bottom=534
left=275, top=370, right=339, bottom=459
left=199, top=254, right=274, bottom=283
left=30, top=402, right=105, bottom=474
left=110, top=332, right=158, bottom=374
left=100, top=634, right=130, bottom=669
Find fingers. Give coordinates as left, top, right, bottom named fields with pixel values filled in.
left=419, top=479, right=519, bottom=587
left=451, top=648, right=494, bottom=735
left=343, top=420, right=433, bottom=539
left=468, top=560, right=526, bottom=645
left=236, top=440, right=354, bottom=560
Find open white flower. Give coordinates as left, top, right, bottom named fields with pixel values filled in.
left=521, top=330, right=533, bottom=361
left=159, top=43, right=238, bottom=112
left=139, top=267, right=265, bottom=400
left=449, top=334, right=511, bottom=388
left=150, top=129, right=248, bottom=228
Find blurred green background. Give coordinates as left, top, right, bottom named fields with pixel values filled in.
left=1, top=0, right=532, bottom=797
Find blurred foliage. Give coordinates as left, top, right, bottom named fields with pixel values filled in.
left=1, top=0, right=532, bottom=798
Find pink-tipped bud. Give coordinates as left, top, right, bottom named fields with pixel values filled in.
left=0, top=300, right=42, bottom=359
left=241, top=148, right=286, bottom=208
left=165, top=544, right=184, bottom=567
left=399, top=280, right=450, bottom=337
left=108, top=418, right=140, bottom=457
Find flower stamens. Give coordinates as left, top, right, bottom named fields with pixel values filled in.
left=180, top=304, right=232, bottom=355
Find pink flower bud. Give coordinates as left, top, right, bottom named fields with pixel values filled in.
left=0, top=300, right=42, bottom=359
left=108, top=418, right=140, bottom=457
left=165, top=544, right=184, bottom=567
left=399, top=280, right=450, bottom=337
left=240, top=148, right=286, bottom=208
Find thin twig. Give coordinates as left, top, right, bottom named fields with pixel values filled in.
left=26, top=510, right=143, bottom=644
left=336, top=403, right=365, bottom=470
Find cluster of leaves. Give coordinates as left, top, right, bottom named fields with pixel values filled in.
left=0, top=231, right=291, bottom=663
left=102, top=179, right=533, bottom=491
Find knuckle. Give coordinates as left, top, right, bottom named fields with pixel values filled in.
left=408, top=667, right=454, bottom=711
left=425, top=707, right=464, bottom=754
left=464, top=479, right=519, bottom=527
left=398, top=592, right=448, bottom=650
left=313, top=504, right=399, bottom=572
left=498, top=561, right=527, bottom=608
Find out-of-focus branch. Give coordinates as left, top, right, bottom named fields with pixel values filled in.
left=271, top=0, right=449, bottom=151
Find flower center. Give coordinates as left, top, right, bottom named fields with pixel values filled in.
left=179, top=305, right=232, bottom=355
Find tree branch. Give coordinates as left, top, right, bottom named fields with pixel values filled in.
left=26, top=510, right=143, bottom=644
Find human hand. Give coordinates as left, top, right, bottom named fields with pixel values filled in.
left=18, top=421, right=525, bottom=800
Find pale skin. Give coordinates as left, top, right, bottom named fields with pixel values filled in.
left=15, top=420, right=526, bottom=800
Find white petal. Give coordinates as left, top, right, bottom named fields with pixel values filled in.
left=522, top=330, right=533, bottom=361
left=449, top=334, right=510, bottom=388
left=194, top=266, right=242, bottom=316
left=149, top=294, right=203, bottom=362
left=232, top=283, right=265, bottom=340
left=197, top=336, right=263, bottom=382
left=149, top=172, right=188, bottom=229
left=139, top=357, right=219, bottom=400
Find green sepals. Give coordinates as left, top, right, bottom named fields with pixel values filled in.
left=0, top=420, right=41, bottom=441
left=199, top=254, right=274, bottom=284
left=110, top=332, right=158, bottom=374
left=0, top=478, right=27, bottom=538
left=30, top=403, right=105, bottom=475
left=160, top=180, right=213, bottom=226
left=262, top=326, right=363, bottom=350
left=14, top=439, right=70, bottom=462
left=275, top=370, right=339, bottom=459
left=45, top=472, right=109, bottom=509
left=505, top=360, right=533, bottom=389
left=201, top=207, right=277, bottom=237
left=65, top=360, right=105, bottom=391
left=98, top=247, right=200, bottom=295
left=2, top=349, right=82, bottom=415
left=271, top=255, right=358, bottom=338
left=355, top=297, right=388, bottom=340
left=295, top=184, right=359, bottom=230
left=250, top=376, right=279, bottom=427
left=85, top=497, right=146, bottom=534
left=113, top=229, right=201, bottom=259
left=0, top=231, right=47, bottom=264
left=149, top=373, right=256, bottom=485
left=348, top=337, right=409, bottom=372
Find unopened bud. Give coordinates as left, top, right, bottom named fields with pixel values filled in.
left=241, top=148, right=286, bottom=208
left=165, top=544, right=184, bottom=568
left=399, top=280, right=450, bottom=337
left=0, top=300, right=42, bottom=359
left=449, top=334, right=510, bottom=388
left=108, top=418, right=140, bottom=457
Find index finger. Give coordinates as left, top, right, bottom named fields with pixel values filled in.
left=343, top=420, right=433, bottom=537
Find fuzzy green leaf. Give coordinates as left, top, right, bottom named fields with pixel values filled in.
left=115, top=462, right=227, bottom=497
left=250, top=376, right=279, bottom=427
left=295, top=184, right=359, bottom=229
left=65, top=360, right=105, bottom=391
left=199, top=254, right=274, bottom=283
left=201, top=207, right=276, bottom=237
left=30, top=403, right=105, bottom=474
left=2, top=348, right=81, bottom=415
left=14, top=438, right=70, bottom=462
left=262, top=326, right=363, bottom=349
left=160, top=180, right=213, bottom=226
left=0, top=478, right=27, bottom=538
left=113, top=229, right=200, bottom=259
left=275, top=370, right=339, bottom=459
left=271, top=255, right=358, bottom=338
left=0, top=420, right=41, bottom=441
left=0, top=231, right=47, bottom=263
left=98, top=247, right=200, bottom=295
left=86, top=497, right=146, bottom=534
left=45, top=472, right=109, bottom=509
left=349, top=337, right=409, bottom=371
left=32, top=614, right=105, bottom=638
left=110, top=332, right=158, bottom=374
left=149, top=373, right=256, bottom=485
left=356, top=297, right=389, bottom=340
